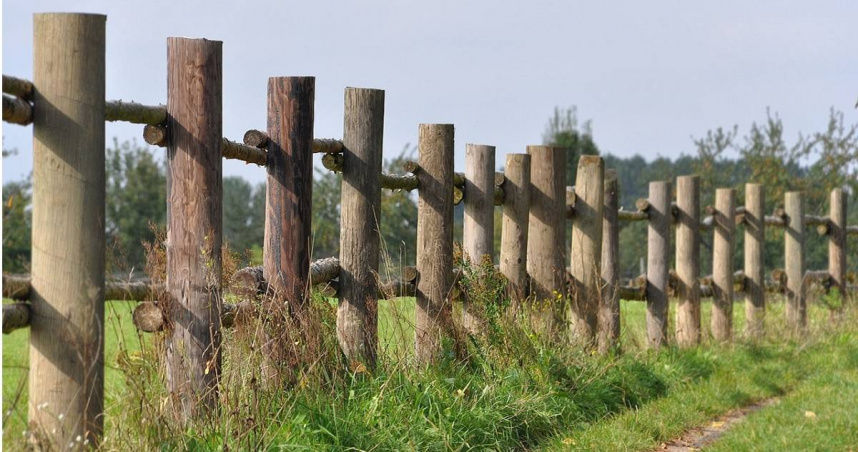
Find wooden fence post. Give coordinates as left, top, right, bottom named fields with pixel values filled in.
left=785, top=191, right=806, bottom=330
left=675, top=175, right=700, bottom=347
left=338, top=87, right=384, bottom=369
left=598, top=169, right=619, bottom=353
left=263, top=76, right=315, bottom=379
left=165, top=37, right=223, bottom=420
left=569, top=155, right=604, bottom=345
left=499, top=153, right=531, bottom=304
left=463, top=144, right=495, bottom=334
left=30, top=13, right=106, bottom=446
left=526, top=145, right=566, bottom=334
left=829, top=188, right=847, bottom=301
left=711, top=188, right=735, bottom=341
left=744, top=183, right=765, bottom=338
left=646, top=181, right=671, bottom=348
left=415, top=124, right=455, bottom=365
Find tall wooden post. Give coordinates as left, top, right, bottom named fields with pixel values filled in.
left=675, top=175, right=700, bottom=347
left=711, top=188, right=735, bottom=341
left=569, top=155, right=604, bottom=345
left=744, top=183, right=765, bottom=338
left=338, top=87, right=384, bottom=368
left=526, top=146, right=566, bottom=333
left=499, top=153, right=531, bottom=303
left=785, top=191, right=806, bottom=330
left=829, top=188, right=847, bottom=301
left=30, top=13, right=106, bottom=446
left=646, top=181, right=671, bottom=348
left=264, top=76, right=315, bottom=377
left=165, top=37, right=223, bottom=420
left=598, top=169, right=619, bottom=353
left=463, top=144, right=495, bottom=334
left=415, top=124, right=455, bottom=365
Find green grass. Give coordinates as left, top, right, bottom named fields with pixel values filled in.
left=4, top=295, right=857, bottom=450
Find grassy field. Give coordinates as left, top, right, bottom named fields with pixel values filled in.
left=3, top=295, right=857, bottom=450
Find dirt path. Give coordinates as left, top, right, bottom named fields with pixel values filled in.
left=654, top=397, right=779, bottom=451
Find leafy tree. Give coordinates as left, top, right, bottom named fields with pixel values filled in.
left=542, top=106, right=600, bottom=186
left=3, top=176, right=32, bottom=273
left=223, top=176, right=265, bottom=263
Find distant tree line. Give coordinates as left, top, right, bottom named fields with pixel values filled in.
left=3, top=108, right=856, bottom=281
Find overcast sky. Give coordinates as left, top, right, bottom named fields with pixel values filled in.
left=3, top=1, right=857, bottom=184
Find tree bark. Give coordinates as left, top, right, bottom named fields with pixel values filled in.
left=165, top=37, right=223, bottom=421
left=569, top=155, right=604, bottom=346
left=338, top=87, right=384, bottom=369
left=415, top=124, right=455, bottom=365
left=675, top=175, right=700, bottom=347
left=598, top=169, right=619, bottom=353
left=29, top=13, right=106, bottom=447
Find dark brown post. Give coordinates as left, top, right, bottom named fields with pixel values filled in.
left=646, top=181, right=671, bottom=348
left=526, top=146, right=566, bottom=334
left=744, top=183, right=765, bottom=338
left=785, top=191, right=806, bottom=330
left=499, top=153, right=531, bottom=303
left=675, top=175, right=700, bottom=347
left=598, top=169, right=619, bottom=353
left=263, top=77, right=315, bottom=377
left=165, top=37, right=223, bottom=420
left=338, top=87, right=384, bottom=369
left=711, top=188, right=735, bottom=341
left=415, top=124, right=455, bottom=365
left=569, top=155, right=604, bottom=346
left=30, top=13, right=106, bottom=446
left=463, top=144, right=495, bottom=334
left=829, top=188, right=847, bottom=301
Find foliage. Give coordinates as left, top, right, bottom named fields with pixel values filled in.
left=542, top=106, right=601, bottom=186
left=2, top=176, right=31, bottom=273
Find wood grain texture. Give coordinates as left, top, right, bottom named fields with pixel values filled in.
left=598, top=169, right=619, bottom=353
left=462, top=144, right=495, bottom=334
left=785, top=191, right=806, bottom=330
left=338, top=87, right=384, bottom=368
left=829, top=188, right=847, bottom=300
left=675, top=175, right=700, bottom=347
left=711, top=188, right=735, bottom=342
left=568, top=155, right=604, bottom=346
left=499, top=153, right=531, bottom=304
left=29, top=13, right=106, bottom=446
left=744, top=184, right=765, bottom=338
left=165, top=37, right=223, bottom=421
left=646, top=181, right=671, bottom=348
left=2, top=93, right=32, bottom=124
left=415, top=124, right=455, bottom=365
left=526, top=145, right=566, bottom=334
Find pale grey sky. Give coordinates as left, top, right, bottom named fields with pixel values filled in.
left=3, top=1, right=856, bottom=184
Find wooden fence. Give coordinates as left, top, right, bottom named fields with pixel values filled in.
left=2, top=12, right=856, bottom=447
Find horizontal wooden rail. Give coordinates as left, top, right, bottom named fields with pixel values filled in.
left=322, top=152, right=418, bottom=190
left=222, top=138, right=267, bottom=165
left=2, top=303, right=30, bottom=334
left=2, top=74, right=34, bottom=100
left=243, top=129, right=344, bottom=154
left=105, top=100, right=166, bottom=125
left=3, top=274, right=153, bottom=301
left=2, top=94, right=32, bottom=125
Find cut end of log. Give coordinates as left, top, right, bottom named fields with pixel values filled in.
left=132, top=301, right=165, bottom=332
left=243, top=129, right=269, bottom=148
left=143, top=124, right=167, bottom=147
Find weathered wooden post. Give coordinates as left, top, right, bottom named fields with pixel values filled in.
left=744, top=183, right=765, bottom=338
left=338, top=87, right=384, bottom=369
left=263, top=76, right=315, bottom=377
left=646, top=181, right=671, bottom=348
left=165, top=37, right=223, bottom=420
left=785, top=191, right=806, bottom=330
left=415, top=124, right=455, bottom=365
left=675, top=175, right=700, bottom=347
left=829, top=188, right=847, bottom=302
left=598, top=169, right=619, bottom=353
left=462, top=144, right=495, bottom=334
left=711, top=188, right=735, bottom=341
left=499, top=153, right=531, bottom=303
left=526, top=145, right=566, bottom=334
left=569, top=155, right=604, bottom=345
left=30, top=13, right=106, bottom=446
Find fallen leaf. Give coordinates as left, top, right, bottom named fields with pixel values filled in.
left=804, top=410, right=817, bottom=419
